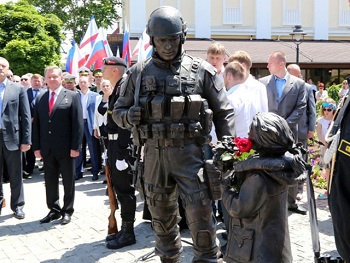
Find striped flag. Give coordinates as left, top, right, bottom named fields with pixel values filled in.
left=80, top=16, right=99, bottom=61
left=66, top=41, right=86, bottom=77
left=132, top=28, right=153, bottom=62
left=98, top=27, right=114, bottom=57
left=84, top=31, right=108, bottom=69
left=122, top=22, right=132, bottom=66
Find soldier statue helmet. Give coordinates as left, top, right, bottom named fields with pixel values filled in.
left=146, top=6, right=188, bottom=59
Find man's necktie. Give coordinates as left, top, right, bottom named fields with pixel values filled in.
left=33, top=90, right=39, bottom=105
left=49, top=91, right=55, bottom=115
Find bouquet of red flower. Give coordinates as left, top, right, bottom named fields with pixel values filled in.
left=213, top=136, right=255, bottom=173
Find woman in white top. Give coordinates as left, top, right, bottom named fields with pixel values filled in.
left=315, top=99, right=336, bottom=199
left=338, top=80, right=349, bottom=99
left=93, top=79, right=113, bottom=141
left=315, top=82, right=328, bottom=102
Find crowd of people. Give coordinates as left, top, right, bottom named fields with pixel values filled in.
left=1, top=5, right=350, bottom=263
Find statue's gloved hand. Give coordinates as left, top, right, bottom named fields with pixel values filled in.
left=127, top=106, right=141, bottom=125
left=221, top=170, right=234, bottom=187
left=116, top=159, right=128, bottom=171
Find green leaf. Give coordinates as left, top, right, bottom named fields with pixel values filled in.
left=221, top=153, right=233, bottom=161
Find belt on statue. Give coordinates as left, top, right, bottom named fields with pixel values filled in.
left=108, top=133, right=118, bottom=140
left=146, top=138, right=197, bottom=147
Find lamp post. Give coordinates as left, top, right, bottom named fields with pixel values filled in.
left=289, top=25, right=306, bottom=64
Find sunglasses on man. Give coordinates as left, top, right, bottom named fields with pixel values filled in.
left=322, top=108, right=333, bottom=112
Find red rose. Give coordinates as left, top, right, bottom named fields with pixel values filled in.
left=234, top=137, right=252, bottom=153
left=234, top=151, right=242, bottom=157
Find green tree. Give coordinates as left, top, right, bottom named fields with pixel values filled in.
left=0, top=0, right=63, bottom=76
left=28, top=0, right=122, bottom=44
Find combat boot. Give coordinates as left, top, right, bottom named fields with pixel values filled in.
left=106, top=221, right=136, bottom=249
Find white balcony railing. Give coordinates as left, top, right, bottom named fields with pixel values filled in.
left=223, top=7, right=242, bottom=24
left=283, top=9, right=301, bottom=25
left=339, top=10, right=350, bottom=26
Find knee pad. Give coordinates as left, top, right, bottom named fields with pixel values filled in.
left=196, top=230, right=212, bottom=250
left=152, top=219, right=167, bottom=235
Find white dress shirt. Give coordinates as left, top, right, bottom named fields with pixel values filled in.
left=226, top=76, right=268, bottom=137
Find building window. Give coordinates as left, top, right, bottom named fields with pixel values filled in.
left=339, top=0, right=350, bottom=26
left=223, top=0, right=242, bottom=24
left=160, top=0, right=180, bottom=9
left=282, top=0, right=301, bottom=25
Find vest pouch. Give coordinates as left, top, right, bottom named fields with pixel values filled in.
left=169, top=123, right=185, bottom=139
left=186, top=94, right=202, bottom=121
left=166, top=75, right=181, bottom=95
left=188, top=122, right=202, bottom=138
left=139, top=97, right=152, bottom=119
left=170, top=96, right=185, bottom=120
left=152, top=123, right=166, bottom=139
left=139, top=124, right=151, bottom=139
left=151, top=96, right=166, bottom=121
left=227, top=225, right=255, bottom=262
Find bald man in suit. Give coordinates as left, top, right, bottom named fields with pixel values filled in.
left=287, top=64, right=316, bottom=200
left=0, top=57, right=31, bottom=219
left=259, top=51, right=307, bottom=215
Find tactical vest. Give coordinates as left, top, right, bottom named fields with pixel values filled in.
left=137, top=55, right=213, bottom=141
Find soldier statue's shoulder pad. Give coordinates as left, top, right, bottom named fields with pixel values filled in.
left=201, top=60, right=217, bottom=76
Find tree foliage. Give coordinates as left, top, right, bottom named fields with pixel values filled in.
left=0, top=0, right=63, bottom=76
left=28, top=0, right=122, bottom=44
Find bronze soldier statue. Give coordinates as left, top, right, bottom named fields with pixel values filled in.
left=113, top=6, right=234, bottom=262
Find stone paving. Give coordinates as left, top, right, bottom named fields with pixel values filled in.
left=0, top=167, right=341, bottom=263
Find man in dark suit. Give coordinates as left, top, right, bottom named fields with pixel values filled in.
left=259, top=51, right=307, bottom=215
left=23, top=73, right=44, bottom=178
left=33, top=65, right=83, bottom=225
left=287, top=64, right=316, bottom=201
left=74, top=75, right=100, bottom=181
left=0, top=57, right=31, bottom=219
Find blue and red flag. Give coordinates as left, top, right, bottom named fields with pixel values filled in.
left=80, top=16, right=99, bottom=61
left=84, top=38, right=108, bottom=69
left=132, top=28, right=153, bottom=62
left=122, top=22, right=132, bottom=66
left=66, top=41, right=86, bottom=77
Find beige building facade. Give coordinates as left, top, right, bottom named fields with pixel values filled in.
left=125, top=0, right=350, bottom=40
left=122, top=0, right=350, bottom=84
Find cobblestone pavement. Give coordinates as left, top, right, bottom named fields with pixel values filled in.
left=0, top=167, right=341, bottom=263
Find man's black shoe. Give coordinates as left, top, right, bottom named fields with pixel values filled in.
left=106, top=231, right=136, bottom=249
left=92, top=174, right=99, bottom=181
left=288, top=205, right=307, bottom=215
left=106, top=232, right=118, bottom=242
left=40, top=210, right=61, bottom=223
left=75, top=173, right=83, bottom=181
left=23, top=171, right=32, bottom=179
left=14, top=207, right=25, bottom=219
left=61, top=214, right=71, bottom=225
left=106, top=221, right=135, bottom=249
